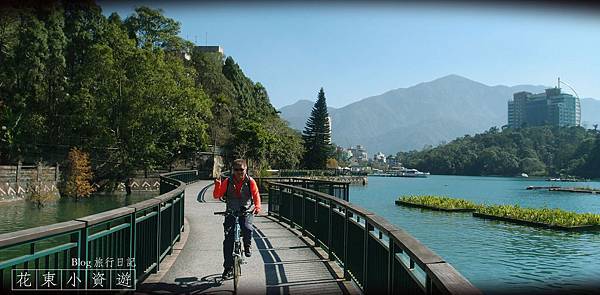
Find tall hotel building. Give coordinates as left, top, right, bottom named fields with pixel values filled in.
left=508, top=87, right=580, bottom=128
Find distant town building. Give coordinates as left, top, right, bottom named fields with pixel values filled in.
left=373, top=152, right=386, bottom=163
left=508, top=86, right=581, bottom=128
left=348, top=145, right=368, bottom=162
left=386, top=155, right=399, bottom=167
left=195, top=45, right=224, bottom=54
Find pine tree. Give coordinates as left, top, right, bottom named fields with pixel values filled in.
left=302, top=88, right=332, bottom=169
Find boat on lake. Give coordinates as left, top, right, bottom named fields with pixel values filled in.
left=546, top=177, right=586, bottom=182
left=372, top=167, right=430, bottom=178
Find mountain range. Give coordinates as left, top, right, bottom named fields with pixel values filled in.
left=279, top=75, right=600, bottom=154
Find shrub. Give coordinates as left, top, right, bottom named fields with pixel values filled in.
left=27, top=181, right=58, bottom=208
left=62, top=147, right=95, bottom=199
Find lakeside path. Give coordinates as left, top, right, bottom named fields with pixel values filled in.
left=138, top=180, right=360, bottom=294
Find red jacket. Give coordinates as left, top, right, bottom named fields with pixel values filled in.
left=213, top=176, right=261, bottom=212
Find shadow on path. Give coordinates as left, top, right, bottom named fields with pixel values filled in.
left=253, top=219, right=351, bottom=295
left=138, top=274, right=225, bottom=294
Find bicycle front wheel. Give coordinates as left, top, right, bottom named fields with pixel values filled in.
left=233, top=255, right=241, bottom=293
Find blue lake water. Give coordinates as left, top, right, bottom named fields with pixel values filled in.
left=0, top=192, right=157, bottom=235
left=349, top=175, right=600, bottom=294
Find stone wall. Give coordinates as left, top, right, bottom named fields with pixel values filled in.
left=0, top=164, right=60, bottom=201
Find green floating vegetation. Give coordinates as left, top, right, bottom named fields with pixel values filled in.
left=477, top=204, right=600, bottom=227
left=397, top=195, right=480, bottom=211
left=396, top=195, right=600, bottom=229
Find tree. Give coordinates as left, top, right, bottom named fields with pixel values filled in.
left=302, top=88, right=332, bottom=169
left=580, top=133, right=600, bottom=178
left=124, top=6, right=182, bottom=50
left=326, top=158, right=339, bottom=169
left=63, top=147, right=95, bottom=199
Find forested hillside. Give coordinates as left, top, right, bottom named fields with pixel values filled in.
left=0, top=1, right=303, bottom=181
left=399, top=126, right=600, bottom=178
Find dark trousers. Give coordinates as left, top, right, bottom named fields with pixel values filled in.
left=223, top=214, right=253, bottom=268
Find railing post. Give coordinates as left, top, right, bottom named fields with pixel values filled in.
left=289, top=189, right=294, bottom=228
left=343, top=209, right=350, bottom=280
left=328, top=200, right=333, bottom=261
left=181, top=192, right=185, bottom=233
left=268, top=184, right=272, bottom=216
left=363, top=220, right=372, bottom=291
left=301, top=192, right=306, bottom=236
left=169, top=199, right=175, bottom=254
left=277, top=189, right=284, bottom=223
left=388, top=235, right=395, bottom=295
left=313, top=196, right=319, bottom=248
left=426, top=275, right=433, bottom=295
left=73, top=225, right=88, bottom=284
left=155, top=203, right=161, bottom=272
left=129, top=211, right=136, bottom=284
left=345, top=183, right=349, bottom=201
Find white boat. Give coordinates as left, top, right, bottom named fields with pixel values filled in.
left=380, top=167, right=430, bottom=178
left=398, top=168, right=430, bottom=178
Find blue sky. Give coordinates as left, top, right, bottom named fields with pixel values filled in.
left=99, top=1, right=600, bottom=108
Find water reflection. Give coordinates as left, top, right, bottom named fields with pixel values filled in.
left=0, top=191, right=157, bottom=234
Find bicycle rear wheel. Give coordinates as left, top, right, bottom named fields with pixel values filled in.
left=233, top=255, right=241, bottom=292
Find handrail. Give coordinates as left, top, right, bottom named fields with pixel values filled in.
left=0, top=170, right=200, bottom=291
left=256, top=177, right=350, bottom=201
left=267, top=181, right=481, bottom=295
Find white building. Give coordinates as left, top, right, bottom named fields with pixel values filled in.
left=373, top=152, right=386, bottom=163
left=349, top=145, right=368, bottom=162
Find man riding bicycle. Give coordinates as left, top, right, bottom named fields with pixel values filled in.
left=213, top=159, right=261, bottom=279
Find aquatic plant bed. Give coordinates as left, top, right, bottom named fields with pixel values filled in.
left=548, top=187, right=600, bottom=194
left=474, top=205, right=600, bottom=231
left=396, top=196, right=478, bottom=212
left=395, top=196, right=600, bottom=231
left=472, top=212, right=600, bottom=231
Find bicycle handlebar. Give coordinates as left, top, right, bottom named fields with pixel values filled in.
left=214, top=209, right=253, bottom=216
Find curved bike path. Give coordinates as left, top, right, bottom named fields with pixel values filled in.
left=139, top=180, right=360, bottom=294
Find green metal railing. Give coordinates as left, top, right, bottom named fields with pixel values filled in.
left=257, top=177, right=349, bottom=201
left=0, top=170, right=199, bottom=291
left=267, top=181, right=481, bottom=295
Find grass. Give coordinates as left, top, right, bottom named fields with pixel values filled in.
left=398, top=195, right=480, bottom=210
left=477, top=204, right=600, bottom=227
left=397, top=195, right=600, bottom=227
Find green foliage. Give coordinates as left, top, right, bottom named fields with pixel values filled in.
left=399, top=195, right=479, bottom=210
left=398, top=195, right=600, bottom=227
left=400, top=126, right=599, bottom=177
left=302, top=88, right=333, bottom=169
left=0, top=2, right=303, bottom=179
left=477, top=204, right=600, bottom=227
left=124, top=6, right=183, bottom=50
left=27, top=181, right=58, bottom=208
left=210, top=55, right=302, bottom=171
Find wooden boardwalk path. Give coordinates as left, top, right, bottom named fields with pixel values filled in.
left=138, top=181, right=360, bottom=294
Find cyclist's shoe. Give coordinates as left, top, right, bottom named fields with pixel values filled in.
left=222, top=267, right=233, bottom=279
left=244, top=247, right=252, bottom=257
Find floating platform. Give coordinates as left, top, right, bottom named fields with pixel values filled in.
left=395, top=200, right=476, bottom=212
left=526, top=186, right=561, bottom=190
left=548, top=187, right=600, bottom=194
left=472, top=212, right=600, bottom=232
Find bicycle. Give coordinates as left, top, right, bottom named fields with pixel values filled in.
left=214, top=209, right=250, bottom=293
